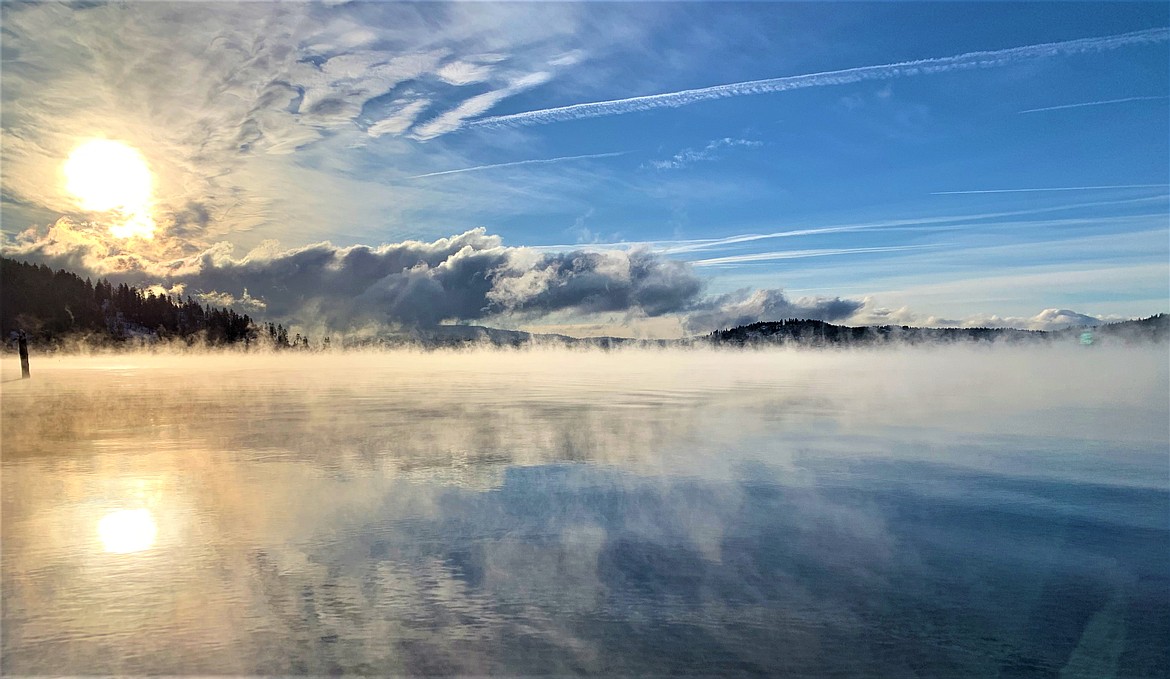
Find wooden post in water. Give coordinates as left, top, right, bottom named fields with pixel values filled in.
left=18, top=331, right=30, bottom=379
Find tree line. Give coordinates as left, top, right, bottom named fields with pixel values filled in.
left=0, top=257, right=322, bottom=349
left=707, top=316, right=1167, bottom=347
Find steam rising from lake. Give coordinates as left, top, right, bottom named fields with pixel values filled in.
left=2, top=346, right=1167, bottom=675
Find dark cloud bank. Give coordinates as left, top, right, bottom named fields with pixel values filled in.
left=4, top=225, right=861, bottom=335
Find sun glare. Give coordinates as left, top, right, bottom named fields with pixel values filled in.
left=63, top=139, right=157, bottom=239
left=97, top=508, right=158, bottom=554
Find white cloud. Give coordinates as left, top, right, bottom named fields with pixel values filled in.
left=845, top=299, right=1120, bottom=331
left=953, top=308, right=1118, bottom=331
left=647, top=138, right=762, bottom=170
left=366, top=100, right=433, bottom=138
left=410, top=72, right=553, bottom=141
left=436, top=60, right=495, bottom=86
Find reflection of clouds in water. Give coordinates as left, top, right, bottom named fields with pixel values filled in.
left=1, top=347, right=1166, bottom=674
left=227, top=463, right=907, bottom=675
left=221, top=460, right=1167, bottom=676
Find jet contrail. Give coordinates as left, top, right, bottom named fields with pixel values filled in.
left=1019, top=95, right=1169, bottom=113
left=932, top=184, right=1169, bottom=195
left=690, top=244, right=939, bottom=267
left=467, top=27, right=1168, bottom=131
left=406, top=151, right=626, bottom=179
left=527, top=195, right=1167, bottom=253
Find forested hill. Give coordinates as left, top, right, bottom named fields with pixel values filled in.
left=708, top=316, right=1169, bottom=347
left=0, top=257, right=254, bottom=346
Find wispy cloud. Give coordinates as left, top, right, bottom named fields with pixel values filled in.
left=1018, top=95, right=1169, bottom=114
left=663, top=225, right=934, bottom=255
left=467, top=27, right=1169, bottom=131
left=857, top=262, right=1169, bottom=315
left=846, top=302, right=1125, bottom=331
left=690, top=244, right=940, bottom=267
left=0, top=1, right=617, bottom=244
left=931, top=184, right=1169, bottom=195
left=405, top=152, right=627, bottom=180
left=528, top=195, right=1168, bottom=254
left=647, top=138, right=762, bottom=170
left=410, top=71, right=554, bottom=141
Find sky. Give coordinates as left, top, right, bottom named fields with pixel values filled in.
left=1, top=1, right=1167, bottom=338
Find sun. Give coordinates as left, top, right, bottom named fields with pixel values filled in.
left=63, top=139, right=157, bottom=239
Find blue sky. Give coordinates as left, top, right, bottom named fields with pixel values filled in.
left=2, top=2, right=1167, bottom=336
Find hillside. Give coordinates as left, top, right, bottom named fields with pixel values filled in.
left=1, top=257, right=254, bottom=346
left=707, top=316, right=1168, bottom=347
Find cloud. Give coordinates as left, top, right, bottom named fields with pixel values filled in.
left=684, top=288, right=864, bottom=333
left=846, top=296, right=1125, bottom=331
left=436, top=60, right=495, bottom=86
left=1018, top=95, right=1169, bottom=114
left=1026, top=308, right=1106, bottom=328
left=0, top=2, right=614, bottom=244
left=467, top=27, right=1169, bottom=131
left=2, top=219, right=1138, bottom=336
left=407, top=152, right=626, bottom=180
left=647, top=138, right=761, bottom=170
left=365, top=100, right=433, bottom=138
left=490, top=249, right=703, bottom=318
left=3, top=220, right=881, bottom=336
left=931, top=184, right=1168, bottom=195
left=196, top=289, right=268, bottom=312
left=3, top=222, right=706, bottom=331
left=409, top=71, right=553, bottom=140
left=846, top=300, right=920, bottom=326
left=955, top=308, right=1114, bottom=331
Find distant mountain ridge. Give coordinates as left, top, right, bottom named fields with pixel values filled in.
left=2, top=256, right=1165, bottom=349
left=705, top=316, right=1167, bottom=347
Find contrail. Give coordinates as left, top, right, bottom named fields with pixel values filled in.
left=1019, top=95, right=1169, bottom=113
left=467, top=27, right=1168, bottom=131
left=932, top=184, right=1169, bottom=195
left=406, top=151, right=626, bottom=179
left=527, top=195, right=1167, bottom=253
left=690, top=244, right=939, bottom=267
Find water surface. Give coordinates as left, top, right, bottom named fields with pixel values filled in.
left=2, top=346, right=1167, bottom=676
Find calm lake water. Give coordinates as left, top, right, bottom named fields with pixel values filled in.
left=2, top=346, right=1167, bottom=676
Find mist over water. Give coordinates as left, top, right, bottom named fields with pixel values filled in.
left=2, top=346, right=1167, bottom=676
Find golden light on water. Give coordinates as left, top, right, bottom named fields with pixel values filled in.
left=97, top=509, right=158, bottom=554
left=63, top=139, right=157, bottom=239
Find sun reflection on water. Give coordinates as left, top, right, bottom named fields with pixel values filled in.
left=97, top=509, right=157, bottom=554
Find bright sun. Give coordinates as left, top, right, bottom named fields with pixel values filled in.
left=63, top=139, right=157, bottom=239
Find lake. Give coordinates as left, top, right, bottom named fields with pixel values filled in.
left=2, top=346, right=1167, bottom=676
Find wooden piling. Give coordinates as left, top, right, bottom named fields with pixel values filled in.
left=18, top=333, right=30, bottom=379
